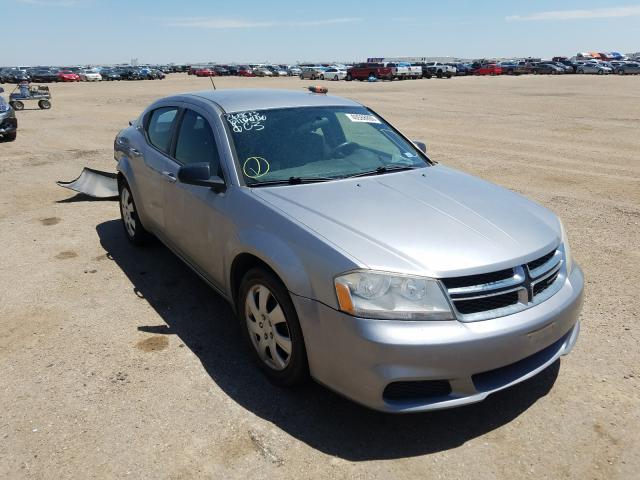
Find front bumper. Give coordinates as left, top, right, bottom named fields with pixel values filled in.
left=293, top=265, right=584, bottom=413
left=0, top=114, right=17, bottom=135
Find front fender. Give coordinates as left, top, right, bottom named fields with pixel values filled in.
left=227, top=228, right=313, bottom=299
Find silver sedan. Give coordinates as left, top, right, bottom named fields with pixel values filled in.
left=114, top=88, right=583, bottom=412
left=577, top=62, right=612, bottom=74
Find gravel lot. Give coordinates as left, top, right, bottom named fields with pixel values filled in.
left=1, top=74, right=638, bottom=479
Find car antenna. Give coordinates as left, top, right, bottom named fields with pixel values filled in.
left=209, top=77, right=217, bottom=90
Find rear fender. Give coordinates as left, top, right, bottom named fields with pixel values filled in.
left=116, top=156, right=152, bottom=228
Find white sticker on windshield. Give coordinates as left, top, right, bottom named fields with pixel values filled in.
left=345, top=113, right=381, bottom=124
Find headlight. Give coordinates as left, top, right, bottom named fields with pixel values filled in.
left=334, top=270, right=454, bottom=320
left=559, top=219, right=574, bottom=274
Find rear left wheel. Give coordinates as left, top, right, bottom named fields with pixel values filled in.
left=238, top=268, right=309, bottom=386
left=119, top=181, right=152, bottom=245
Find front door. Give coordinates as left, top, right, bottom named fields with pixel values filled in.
left=162, top=106, right=231, bottom=288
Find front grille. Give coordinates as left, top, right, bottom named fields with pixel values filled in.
left=383, top=380, right=452, bottom=402
left=527, top=250, right=555, bottom=271
left=454, top=291, right=519, bottom=314
left=441, top=247, right=564, bottom=321
left=533, top=270, right=560, bottom=296
left=441, top=268, right=513, bottom=289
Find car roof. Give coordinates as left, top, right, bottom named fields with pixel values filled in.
left=179, top=88, right=362, bottom=113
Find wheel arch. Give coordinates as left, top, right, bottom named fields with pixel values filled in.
left=230, top=253, right=283, bottom=309
left=116, top=159, right=152, bottom=230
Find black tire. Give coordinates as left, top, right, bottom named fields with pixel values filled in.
left=38, top=99, right=51, bottom=109
left=320, top=74, right=325, bottom=80
left=118, top=180, right=152, bottom=246
left=237, top=268, right=309, bottom=386
left=4, top=131, right=16, bottom=142
left=446, top=72, right=452, bottom=78
left=598, top=69, right=604, bottom=75
left=11, top=101, right=24, bottom=111
left=437, top=70, right=443, bottom=78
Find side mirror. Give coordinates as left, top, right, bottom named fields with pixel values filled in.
left=178, top=163, right=226, bottom=193
left=413, top=140, right=427, bottom=154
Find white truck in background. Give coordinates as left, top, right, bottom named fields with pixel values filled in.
left=383, top=62, right=421, bottom=80
left=398, top=62, right=422, bottom=79
left=423, top=62, right=456, bottom=78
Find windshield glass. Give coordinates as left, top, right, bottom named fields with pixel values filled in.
left=226, top=106, right=429, bottom=185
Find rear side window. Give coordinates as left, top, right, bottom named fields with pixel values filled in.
left=146, top=107, right=178, bottom=153
left=175, top=109, right=221, bottom=175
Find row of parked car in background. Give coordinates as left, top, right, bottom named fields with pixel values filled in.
left=0, top=65, right=172, bottom=83
left=337, top=57, right=640, bottom=80
left=496, top=57, right=640, bottom=75
left=2, top=55, right=640, bottom=87
left=186, top=64, right=303, bottom=77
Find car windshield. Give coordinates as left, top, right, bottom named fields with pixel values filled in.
left=226, top=106, right=429, bottom=185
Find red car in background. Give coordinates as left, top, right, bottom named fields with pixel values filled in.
left=194, top=68, right=217, bottom=77
left=57, top=70, right=81, bottom=82
left=238, top=67, right=256, bottom=77
left=474, top=64, right=503, bottom=76
left=346, top=63, right=394, bottom=81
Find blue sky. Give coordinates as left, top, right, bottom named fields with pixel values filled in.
left=4, top=0, right=639, bottom=65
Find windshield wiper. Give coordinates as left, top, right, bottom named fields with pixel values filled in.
left=249, top=176, right=336, bottom=187
left=342, top=165, right=420, bottom=179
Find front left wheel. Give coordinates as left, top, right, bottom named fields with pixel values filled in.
left=238, top=268, right=309, bottom=386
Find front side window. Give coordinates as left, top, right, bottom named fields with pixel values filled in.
left=146, top=107, right=178, bottom=153
left=175, top=109, right=221, bottom=175
left=226, top=106, right=429, bottom=185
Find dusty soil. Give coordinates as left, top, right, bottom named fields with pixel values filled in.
left=1, top=74, right=638, bottom=479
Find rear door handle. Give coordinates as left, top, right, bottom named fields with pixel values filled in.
left=162, top=171, right=177, bottom=183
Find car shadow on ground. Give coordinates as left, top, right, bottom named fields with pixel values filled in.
left=57, top=194, right=116, bottom=203
left=97, top=219, right=560, bottom=461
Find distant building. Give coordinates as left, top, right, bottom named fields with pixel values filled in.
left=367, top=56, right=468, bottom=63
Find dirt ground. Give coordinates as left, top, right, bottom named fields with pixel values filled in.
left=1, top=74, right=638, bottom=479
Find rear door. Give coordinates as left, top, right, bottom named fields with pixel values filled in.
left=134, top=105, right=180, bottom=230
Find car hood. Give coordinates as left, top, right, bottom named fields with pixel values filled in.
left=0, top=106, right=14, bottom=120
left=253, top=165, right=561, bottom=277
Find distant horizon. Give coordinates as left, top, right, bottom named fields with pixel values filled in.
left=3, top=0, right=639, bottom=66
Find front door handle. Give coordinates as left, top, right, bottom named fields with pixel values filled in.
left=129, top=147, right=143, bottom=158
left=162, top=171, right=177, bottom=183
